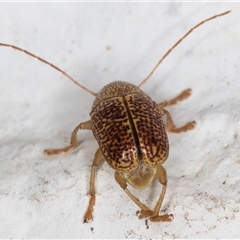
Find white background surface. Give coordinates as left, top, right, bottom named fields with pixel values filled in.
left=0, top=2, right=239, bottom=239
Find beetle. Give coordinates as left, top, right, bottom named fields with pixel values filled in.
left=0, top=10, right=230, bottom=223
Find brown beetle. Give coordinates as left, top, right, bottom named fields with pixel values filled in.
left=0, top=10, right=230, bottom=223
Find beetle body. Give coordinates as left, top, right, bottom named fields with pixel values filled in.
left=0, top=10, right=230, bottom=223
left=91, top=81, right=169, bottom=189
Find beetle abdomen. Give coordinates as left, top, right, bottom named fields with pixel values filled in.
left=90, top=81, right=169, bottom=172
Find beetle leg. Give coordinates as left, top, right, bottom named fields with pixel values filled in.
left=149, top=165, right=173, bottom=222
left=159, top=88, right=192, bottom=107
left=158, top=89, right=195, bottom=132
left=114, top=171, right=151, bottom=214
left=136, top=165, right=173, bottom=222
left=162, top=109, right=196, bottom=133
left=83, top=148, right=104, bottom=223
left=44, top=120, right=92, bottom=155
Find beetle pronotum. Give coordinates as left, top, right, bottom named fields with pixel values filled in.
left=0, top=10, right=230, bottom=223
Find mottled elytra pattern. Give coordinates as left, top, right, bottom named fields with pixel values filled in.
left=91, top=81, right=143, bottom=112
left=0, top=11, right=231, bottom=223
left=91, top=96, right=138, bottom=172
left=126, top=93, right=169, bottom=166
left=91, top=81, right=169, bottom=172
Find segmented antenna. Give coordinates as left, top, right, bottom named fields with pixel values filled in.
left=138, top=10, right=231, bottom=88
left=0, top=10, right=231, bottom=92
left=0, top=43, right=97, bottom=96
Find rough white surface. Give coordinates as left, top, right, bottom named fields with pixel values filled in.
left=0, top=2, right=239, bottom=239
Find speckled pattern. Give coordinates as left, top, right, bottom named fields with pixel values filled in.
left=91, top=81, right=142, bottom=112
left=91, top=96, right=138, bottom=171
left=126, top=93, right=169, bottom=166
left=90, top=81, right=169, bottom=172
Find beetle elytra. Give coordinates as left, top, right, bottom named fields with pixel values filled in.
left=0, top=10, right=230, bottom=223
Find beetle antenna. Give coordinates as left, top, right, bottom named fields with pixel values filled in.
left=0, top=43, right=97, bottom=96
left=138, top=10, right=231, bottom=88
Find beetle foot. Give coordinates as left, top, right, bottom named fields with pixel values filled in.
left=136, top=210, right=174, bottom=222
left=171, top=120, right=196, bottom=133
left=136, top=209, right=153, bottom=219
left=83, top=211, right=93, bottom=223
left=149, top=213, right=174, bottom=222
left=167, top=88, right=192, bottom=106
left=178, top=120, right=196, bottom=132
left=44, top=148, right=64, bottom=155
left=185, top=121, right=196, bottom=131
left=44, top=145, right=73, bottom=155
